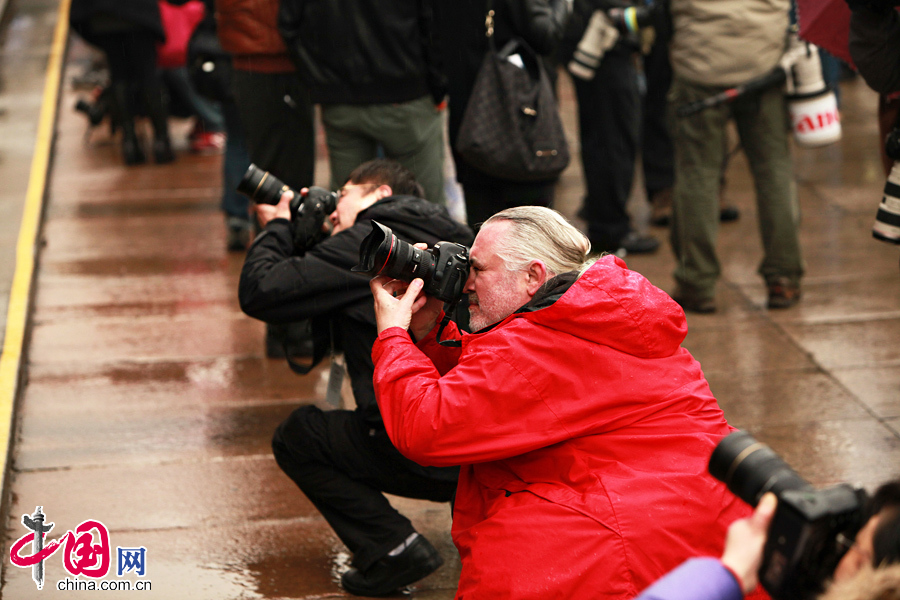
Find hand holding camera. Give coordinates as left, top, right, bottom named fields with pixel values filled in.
left=236, top=164, right=338, bottom=252
left=710, top=431, right=869, bottom=600
left=355, top=222, right=470, bottom=345
left=720, top=493, right=778, bottom=595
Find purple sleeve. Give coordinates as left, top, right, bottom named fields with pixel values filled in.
left=636, top=558, right=743, bottom=600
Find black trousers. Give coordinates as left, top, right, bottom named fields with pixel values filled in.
left=230, top=69, right=315, bottom=191
left=461, top=178, right=555, bottom=230
left=573, top=47, right=640, bottom=252
left=641, top=33, right=675, bottom=198
left=272, top=406, right=458, bottom=571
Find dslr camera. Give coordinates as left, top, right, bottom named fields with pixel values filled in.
left=567, top=2, right=659, bottom=81
left=352, top=221, right=470, bottom=305
left=709, top=431, right=868, bottom=600
left=236, top=164, right=338, bottom=250
left=873, top=130, right=900, bottom=245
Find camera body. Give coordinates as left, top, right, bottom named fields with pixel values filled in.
left=568, top=3, right=658, bottom=81
left=709, top=431, right=868, bottom=600
left=352, top=221, right=470, bottom=305
left=236, top=164, right=338, bottom=250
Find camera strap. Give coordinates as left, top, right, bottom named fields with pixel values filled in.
left=436, top=301, right=463, bottom=347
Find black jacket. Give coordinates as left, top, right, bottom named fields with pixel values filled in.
left=239, top=195, right=474, bottom=432
left=70, top=0, right=165, bottom=42
left=849, top=5, right=900, bottom=95
left=277, top=0, right=446, bottom=105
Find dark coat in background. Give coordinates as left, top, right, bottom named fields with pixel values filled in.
left=70, top=0, right=165, bottom=43
left=278, top=0, right=446, bottom=105
left=849, top=5, right=900, bottom=95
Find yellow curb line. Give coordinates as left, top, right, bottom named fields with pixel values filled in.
left=0, top=0, right=71, bottom=493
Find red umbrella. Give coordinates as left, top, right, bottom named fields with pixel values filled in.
left=795, top=0, right=856, bottom=68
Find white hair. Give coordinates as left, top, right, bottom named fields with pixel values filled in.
left=482, top=206, right=592, bottom=276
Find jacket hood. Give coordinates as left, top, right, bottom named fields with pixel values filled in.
left=358, top=195, right=474, bottom=247
left=514, top=255, right=687, bottom=359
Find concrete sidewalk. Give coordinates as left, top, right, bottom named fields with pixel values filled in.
left=0, top=1, right=898, bottom=597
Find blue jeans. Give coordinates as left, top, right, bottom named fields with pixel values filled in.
left=221, top=99, right=251, bottom=222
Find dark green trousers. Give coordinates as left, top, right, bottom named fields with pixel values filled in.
left=322, top=96, right=447, bottom=205
left=668, top=77, right=804, bottom=301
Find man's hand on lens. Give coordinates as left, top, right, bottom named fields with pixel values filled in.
left=370, top=276, right=430, bottom=335
left=255, top=189, right=294, bottom=227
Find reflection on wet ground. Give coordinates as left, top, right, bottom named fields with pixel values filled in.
left=0, top=3, right=898, bottom=598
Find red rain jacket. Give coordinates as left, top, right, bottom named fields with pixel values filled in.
left=372, top=255, right=751, bottom=599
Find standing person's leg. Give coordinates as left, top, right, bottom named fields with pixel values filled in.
left=320, top=104, right=379, bottom=191
left=668, top=77, right=729, bottom=312
left=231, top=69, right=316, bottom=355
left=573, top=48, right=643, bottom=254
left=94, top=32, right=146, bottom=165
left=221, top=98, right=252, bottom=251
left=459, top=174, right=555, bottom=230
left=459, top=179, right=504, bottom=229
left=127, top=31, right=175, bottom=164
left=732, top=86, right=804, bottom=307
left=641, top=34, right=675, bottom=226
left=230, top=70, right=315, bottom=190
left=372, top=97, right=448, bottom=205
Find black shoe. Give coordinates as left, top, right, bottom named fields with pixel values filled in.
left=672, top=289, right=717, bottom=314
left=340, top=535, right=443, bottom=597
left=226, top=217, right=251, bottom=252
left=620, top=231, right=660, bottom=255
left=153, top=137, right=175, bottom=164
left=121, top=134, right=146, bottom=166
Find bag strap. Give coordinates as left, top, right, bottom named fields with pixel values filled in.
left=485, top=0, right=497, bottom=49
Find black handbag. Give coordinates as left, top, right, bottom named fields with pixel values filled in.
left=456, top=4, right=570, bottom=182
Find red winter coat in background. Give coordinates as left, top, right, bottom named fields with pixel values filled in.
left=372, top=255, right=751, bottom=599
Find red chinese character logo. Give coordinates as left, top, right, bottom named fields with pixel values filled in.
left=63, top=520, right=110, bottom=578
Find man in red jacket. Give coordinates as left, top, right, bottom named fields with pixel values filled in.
left=369, top=206, right=753, bottom=599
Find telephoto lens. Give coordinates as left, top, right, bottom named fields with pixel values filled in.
left=236, top=164, right=292, bottom=205
left=709, top=431, right=868, bottom=600
left=353, top=221, right=438, bottom=285
left=708, top=430, right=813, bottom=506
left=353, top=221, right=470, bottom=305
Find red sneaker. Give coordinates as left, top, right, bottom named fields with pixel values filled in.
left=190, top=131, right=225, bottom=153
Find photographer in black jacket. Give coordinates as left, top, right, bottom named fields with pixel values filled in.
left=239, top=159, right=473, bottom=597
left=848, top=0, right=900, bottom=95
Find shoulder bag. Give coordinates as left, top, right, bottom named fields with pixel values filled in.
left=456, top=1, right=570, bottom=182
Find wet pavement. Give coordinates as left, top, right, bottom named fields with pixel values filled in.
left=0, top=0, right=899, bottom=598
